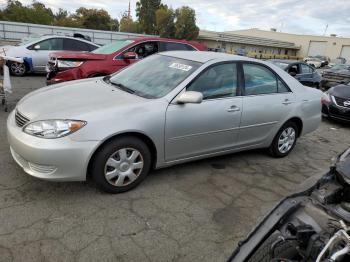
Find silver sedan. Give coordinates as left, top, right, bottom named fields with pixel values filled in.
left=7, top=51, right=323, bottom=193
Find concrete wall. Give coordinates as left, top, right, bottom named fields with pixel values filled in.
left=228, top=29, right=350, bottom=60
left=0, top=20, right=157, bottom=45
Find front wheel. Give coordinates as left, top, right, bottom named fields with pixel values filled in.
left=269, top=122, right=298, bottom=158
left=91, top=136, right=152, bottom=193
left=9, top=62, right=27, bottom=76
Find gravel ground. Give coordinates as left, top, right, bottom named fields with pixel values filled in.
left=0, top=75, right=349, bottom=262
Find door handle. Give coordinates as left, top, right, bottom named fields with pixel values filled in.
left=227, top=105, right=240, bottom=112
left=282, top=99, right=292, bottom=105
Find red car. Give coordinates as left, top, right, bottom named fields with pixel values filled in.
left=46, top=37, right=207, bottom=85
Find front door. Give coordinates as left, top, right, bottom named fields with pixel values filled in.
left=238, top=63, right=295, bottom=147
left=113, top=41, right=159, bottom=71
left=296, top=63, right=314, bottom=87
left=31, top=38, right=64, bottom=72
left=165, top=63, right=243, bottom=162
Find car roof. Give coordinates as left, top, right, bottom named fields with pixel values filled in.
left=26, top=34, right=98, bottom=46
left=159, top=51, right=259, bottom=63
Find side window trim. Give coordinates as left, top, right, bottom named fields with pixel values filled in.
left=241, top=61, right=292, bottom=96
left=185, top=61, right=240, bottom=101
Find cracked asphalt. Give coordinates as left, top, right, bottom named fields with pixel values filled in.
left=0, top=75, right=349, bottom=262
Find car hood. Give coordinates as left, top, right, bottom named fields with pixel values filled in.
left=16, top=78, right=146, bottom=120
left=50, top=51, right=107, bottom=61
left=329, top=84, right=350, bottom=99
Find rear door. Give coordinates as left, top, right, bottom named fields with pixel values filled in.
left=165, top=62, right=242, bottom=161
left=238, top=62, right=295, bottom=147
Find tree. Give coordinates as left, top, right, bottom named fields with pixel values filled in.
left=74, top=8, right=117, bottom=31
left=136, top=0, right=161, bottom=34
left=119, top=15, right=140, bottom=33
left=155, top=5, right=175, bottom=38
left=174, top=6, right=199, bottom=40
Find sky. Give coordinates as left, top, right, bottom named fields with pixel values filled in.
left=2, top=0, right=350, bottom=37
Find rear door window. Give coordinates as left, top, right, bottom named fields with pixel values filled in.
left=160, top=42, right=195, bottom=51
left=243, top=63, right=278, bottom=95
left=63, top=39, right=90, bottom=51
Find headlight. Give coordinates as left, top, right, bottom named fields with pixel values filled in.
left=23, top=120, right=86, bottom=139
left=321, top=92, right=331, bottom=104
left=57, top=60, right=84, bottom=68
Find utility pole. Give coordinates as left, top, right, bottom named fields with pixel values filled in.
left=128, top=1, right=131, bottom=19
left=323, top=24, right=328, bottom=36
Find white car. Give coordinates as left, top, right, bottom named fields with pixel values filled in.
left=303, top=56, right=322, bottom=68
left=0, top=35, right=99, bottom=76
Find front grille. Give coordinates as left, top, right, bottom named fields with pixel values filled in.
left=15, top=110, right=30, bottom=127
left=334, top=96, right=350, bottom=108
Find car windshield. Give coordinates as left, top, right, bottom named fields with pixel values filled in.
left=92, top=40, right=134, bottom=54
left=332, top=64, right=349, bottom=70
left=270, top=61, right=289, bottom=69
left=16, top=36, right=41, bottom=46
left=108, top=54, right=201, bottom=98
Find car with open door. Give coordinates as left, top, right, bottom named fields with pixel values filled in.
left=46, top=37, right=207, bottom=85
left=269, top=59, right=322, bottom=88
left=228, top=148, right=350, bottom=262
left=0, top=35, right=99, bottom=76
left=8, top=52, right=322, bottom=193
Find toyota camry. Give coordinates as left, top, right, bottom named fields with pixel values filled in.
left=7, top=51, right=323, bottom=193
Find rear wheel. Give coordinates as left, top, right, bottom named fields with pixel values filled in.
left=91, top=136, right=151, bottom=193
left=269, top=122, right=298, bottom=158
left=9, top=62, right=26, bottom=76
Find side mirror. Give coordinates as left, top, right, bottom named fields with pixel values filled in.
left=33, top=44, right=40, bottom=50
left=289, top=71, right=297, bottom=77
left=177, top=91, right=203, bottom=104
left=123, top=52, right=137, bottom=60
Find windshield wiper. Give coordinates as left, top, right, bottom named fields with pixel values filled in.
left=108, top=80, right=135, bottom=94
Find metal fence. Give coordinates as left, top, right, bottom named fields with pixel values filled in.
left=0, top=20, right=157, bottom=45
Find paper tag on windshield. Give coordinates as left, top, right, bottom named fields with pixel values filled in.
left=169, top=63, right=192, bottom=71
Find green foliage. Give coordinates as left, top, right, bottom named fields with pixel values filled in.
left=119, top=15, right=140, bottom=33
left=155, top=5, right=175, bottom=38
left=0, top=0, right=200, bottom=38
left=174, top=6, right=199, bottom=40
left=0, top=0, right=119, bottom=31
left=136, top=0, right=161, bottom=34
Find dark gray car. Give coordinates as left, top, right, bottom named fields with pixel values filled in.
left=269, top=59, right=322, bottom=88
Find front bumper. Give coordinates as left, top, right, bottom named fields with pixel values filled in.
left=46, top=67, right=81, bottom=86
left=7, top=111, right=99, bottom=181
left=322, top=104, right=350, bottom=122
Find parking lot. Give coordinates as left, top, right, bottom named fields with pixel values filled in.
left=0, top=75, right=349, bottom=262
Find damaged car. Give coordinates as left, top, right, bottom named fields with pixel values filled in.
left=321, top=64, right=350, bottom=90
left=228, top=148, right=350, bottom=262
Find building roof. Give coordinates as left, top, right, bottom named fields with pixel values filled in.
left=198, top=30, right=300, bottom=50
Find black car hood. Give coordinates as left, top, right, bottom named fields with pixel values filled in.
left=329, top=84, right=350, bottom=99
left=336, top=148, right=350, bottom=180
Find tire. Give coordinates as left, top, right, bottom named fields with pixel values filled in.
left=248, top=232, right=299, bottom=262
left=9, top=61, right=27, bottom=76
left=91, top=136, right=151, bottom=193
left=269, top=121, right=298, bottom=158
